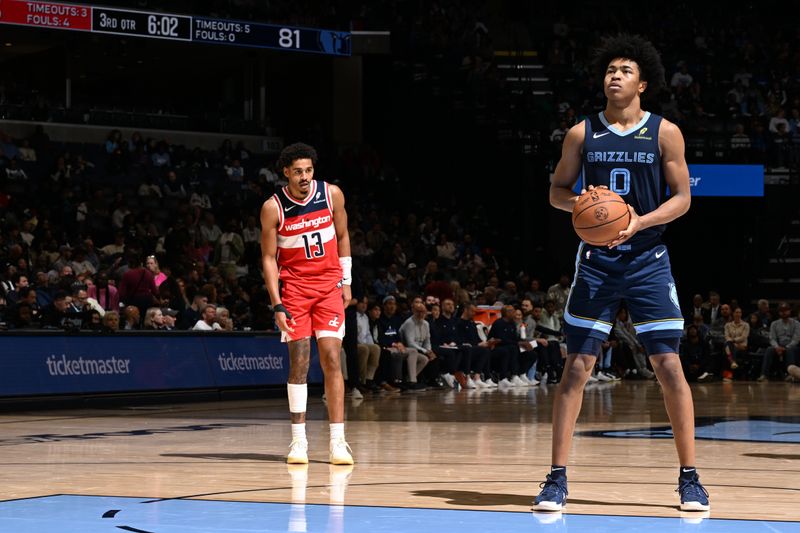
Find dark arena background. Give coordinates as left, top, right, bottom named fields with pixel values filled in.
left=1, top=1, right=799, bottom=532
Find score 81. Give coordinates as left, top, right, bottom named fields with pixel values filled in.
left=278, top=28, right=300, bottom=48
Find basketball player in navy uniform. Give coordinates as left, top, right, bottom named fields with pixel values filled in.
left=533, top=34, right=710, bottom=512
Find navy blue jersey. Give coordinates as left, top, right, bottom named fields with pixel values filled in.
left=582, top=112, right=666, bottom=249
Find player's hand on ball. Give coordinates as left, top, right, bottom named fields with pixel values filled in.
left=608, top=205, right=640, bottom=248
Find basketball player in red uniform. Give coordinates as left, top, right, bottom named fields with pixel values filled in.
left=260, top=142, right=353, bottom=465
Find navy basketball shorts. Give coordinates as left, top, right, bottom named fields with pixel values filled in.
left=563, top=242, right=684, bottom=356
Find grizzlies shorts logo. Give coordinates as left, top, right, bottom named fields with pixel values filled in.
left=668, top=282, right=680, bottom=310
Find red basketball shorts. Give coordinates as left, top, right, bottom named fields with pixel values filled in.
left=280, top=281, right=345, bottom=342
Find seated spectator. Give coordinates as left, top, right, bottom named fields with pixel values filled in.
left=162, top=170, right=187, bottom=198
left=40, top=291, right=70, bottom=329
left=100, top=232, right=127, bottom=261
left=437, top=297, right=488, bottom=388
left=376, top=295, right=424, bottom=390
left=524, top=279, right=547, bottom=308
left=122, top=305, right=141, bottom=330
left=756, top=298, right=773, bottom=327
left=225, top=159, right=245, bottom=182
left=216, top=306, right=234, bottom=331
left=151, top=141, right=171, bottom=168
left=190, top=184, right=213, bottom=210
left=758, top=302, right=800, bottom=382
left=86, top=309, right=104, bottom=331
left=17, top=139, right=37, bottom=162
left=143, top=307, right=174, bottom=330
left=747, top=312, right=770, bottom=352
left=193, top=303, right=222, bottom=331
left=70, top=248, right=97, bottom=277
left=488, top=305, right=537, bottom=387
left=399, top=297, right=436, bottom=386
left=708, top=303, right=732, bottom=355
left=102, top=310, right=120, bottom=332
left=372, top=268, right=396, bottom=299
left=681, top=324, right=711, bottom=381
left=177, top=289, right=208, bottom=329
left=5, top=158, right=28, bottom=181
left=723, top=307, right=749, bottom=381
left=138, top=175, right=163, bottom=198
left=355, top=296, right=381, bottom=390
left=525, top=302, right=562, bottom=383
left=8, top=301, right=38, bottom=329
left=456, top=303, right=497, bottom=387
left=546, top=275, right=571, bottom=314
left=730, top=123, right=751, bottom=153
left=613, top=307, right=655, bottom=379
left=364, top=301, right=401, bottom=393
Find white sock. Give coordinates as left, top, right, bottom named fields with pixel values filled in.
left=329, top=422, right=345, bottom=441
left=292, top=423, right=306, bottom=441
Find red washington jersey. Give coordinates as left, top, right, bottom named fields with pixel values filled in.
left=273, top=180, right=342, bottom=289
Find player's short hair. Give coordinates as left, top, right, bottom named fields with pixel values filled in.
left=278, top=142, right=318, bottom=169
left=593, top=33, right=666, bottom=98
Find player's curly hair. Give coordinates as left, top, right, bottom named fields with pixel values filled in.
left=277, top=142, right=318, bottom=169
left=593, top=33, right=666, bottom=98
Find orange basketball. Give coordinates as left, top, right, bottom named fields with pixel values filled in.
left=571, top=188, right=631, bottom=245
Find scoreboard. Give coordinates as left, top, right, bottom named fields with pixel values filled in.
left=0, top=0, right=351, bottom=56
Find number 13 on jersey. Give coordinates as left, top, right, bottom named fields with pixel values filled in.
left=302, top=232, right=325, bottom=259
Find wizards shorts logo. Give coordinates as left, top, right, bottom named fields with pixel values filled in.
left=579, top=417, right=800, bottom=444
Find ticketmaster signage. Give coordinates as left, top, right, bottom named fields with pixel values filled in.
left=687, top=164, right=763, bottom=197
left=0, top=334, right=322, bottom=396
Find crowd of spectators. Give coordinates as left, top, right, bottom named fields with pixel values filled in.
left=1, top=124, right=798, bottom=390
left=680, top=293, right=800, bottom=384
left=540, top=3, right=800, bottom=171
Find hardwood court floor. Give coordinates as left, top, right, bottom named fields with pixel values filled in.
left=0, top=380, right=799, bottom=527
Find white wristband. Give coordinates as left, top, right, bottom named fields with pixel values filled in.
left=339, top=256, right=352, bottom=285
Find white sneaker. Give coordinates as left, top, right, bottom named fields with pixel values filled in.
left=287, top=438, right=309, bottom=464
left=442, top=373, right=456, bottom=388
left=528, top=376, right=540, bottom=386
left=350, top=387, right=363, bottom=399
left=511, top=375, right=526, bottom=387
left=472, top=376, right=487, bottom=388
left=466, top=376, right=478, bottom=389
left=498, top=378, right=513, bottom=389
left=329, top=437, right=354, bottom=465
left=587, top=374, right=599, bottom=383
left=486, top=378, right=499, bottom=388
left=596, top=371, right=612, bottom=382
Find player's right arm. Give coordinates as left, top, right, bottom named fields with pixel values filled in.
left=260, top=197, right=294, bottom=333
left=549, top=121, right=586, bottom=213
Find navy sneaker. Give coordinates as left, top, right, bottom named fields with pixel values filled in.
left=532, top=473, right=568, bottom=511
left=677, top=473, right=710, bottom=511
